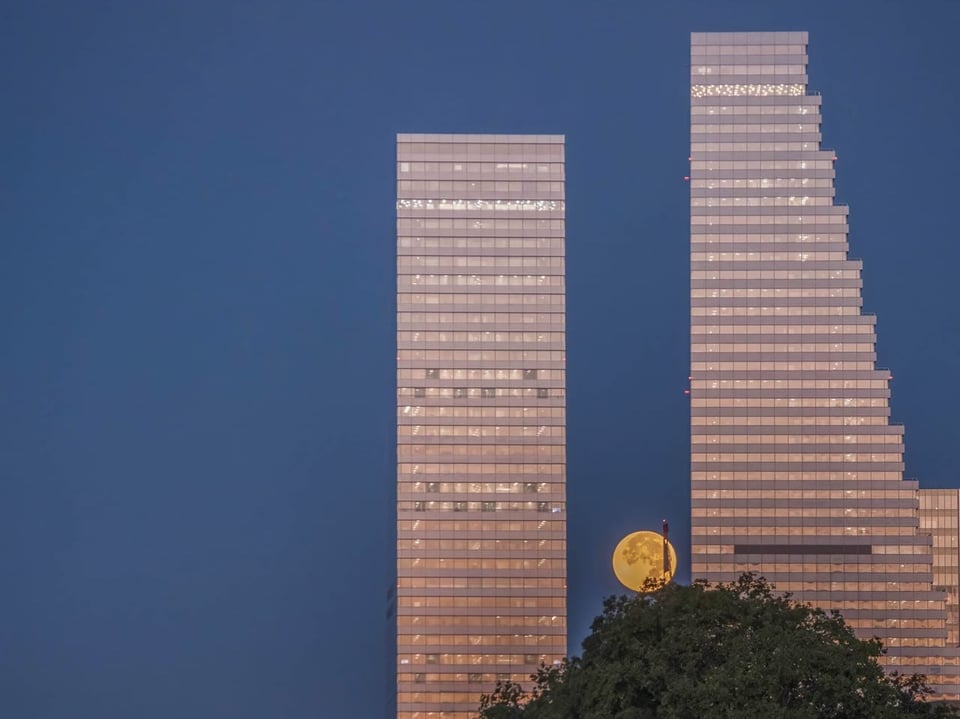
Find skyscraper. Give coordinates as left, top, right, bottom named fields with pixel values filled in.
left=689, top=31, right=960, bottom=696
left=396, top=134, right=567, bottom=718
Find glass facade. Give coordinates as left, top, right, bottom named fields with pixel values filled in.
left=396, top=134, right=567, bottom=719
left=920, top=490, right=960, bottom=647
left=689, top=31, right=960, bottom=697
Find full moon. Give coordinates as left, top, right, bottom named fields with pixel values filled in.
left=612, top=530, right=677, bottom=591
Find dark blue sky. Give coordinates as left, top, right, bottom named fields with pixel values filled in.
left=4, top=2, right=960, bottom=717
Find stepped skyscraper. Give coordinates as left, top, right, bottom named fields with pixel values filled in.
left=395, top=134, right=567, bottom=718
left=689, top=31, right=960, bottom=696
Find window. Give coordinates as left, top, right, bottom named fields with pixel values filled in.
left=524, top=369, right=538, bottom=380
left=537, top=388, right=549, bottom=399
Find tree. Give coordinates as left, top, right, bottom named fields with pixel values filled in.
left=479, top=574, right=957, bottom=719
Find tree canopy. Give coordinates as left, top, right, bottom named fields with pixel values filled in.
left=479, top=574, right=957, bottom=719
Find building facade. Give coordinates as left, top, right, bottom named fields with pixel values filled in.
left=920, top=489, right=960, bottom=648
left=396, top=134, right=567, bottom=718
left=689, top=31, right=960, bottom=695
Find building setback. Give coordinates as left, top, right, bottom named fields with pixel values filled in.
left=689, top=31, right=960, bottom=697
left=919, top=489, right=960, bottom=648
left=396, top=134, right=567, bottom=718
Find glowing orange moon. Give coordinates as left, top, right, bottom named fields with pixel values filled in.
left=612, top=530, right=677, bottom=591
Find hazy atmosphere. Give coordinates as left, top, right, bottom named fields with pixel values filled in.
left=5, top=2, right=960, bottom=717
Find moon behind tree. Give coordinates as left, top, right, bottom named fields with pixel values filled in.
left=612, top=530, right=678, bottom=591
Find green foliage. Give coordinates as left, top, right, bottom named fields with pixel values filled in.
left=479, top=574, right=957, bottom=719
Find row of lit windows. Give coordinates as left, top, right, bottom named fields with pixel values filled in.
left=691, top=142, right=819, bottom=153
left=693, top=382, right=873, bottom=394
left=399, top=484, right=562, bottom=497
left=398, top=486, right=563, bottom=499
left=398, top=671, right=532, bottom=684
left=398, top=331, right=562, bottom=345
left=693, top=232, right=846, bottom=243
left=693, top=121, right=817, bottom=133
left=693, top=63, right=806, bottom=74
left=692, top=178, right=829, bottom=189
left=399, top=426, right=565, bottom=439
left=399, top=464, right=563, bottom=476
left=404, top=275, right=563, bottom=288
left=398, top=180, right=563, bottom=193
left=692, top=160, right=833, bottom=170
left=400, top=558, right=564, bottom=571
left=693, top=290, right=860, bottom=299
left=398, top=161, right=564, bottom=175
left=400, top=520, right=560, bottom=535
left=690, top=456, right=902, bottom=469
left=693, top=431, right=898, bottom=442
left=692, top=215, right=846, bottom=226
left=693, top=490, right=913, bottom=501
left=694, top=259, right=850, bottom=268
left=398, top=140, right=562, bottom=153
left=398, top=312, right=564, bottom=325
left=400, top=501, right=564, bottom=513
left=692, top=103, right=815, bottom=116
left=398, top=577, right=566, bottom=590
left=692, top=197, right=832, bottom=208
left=400, top=617, right=564, bottom=630
left=691, top=394, right=882, bottom=407
left=398, top=237, right=562, bottom=250
left=692, top=307, right=859, bottom=317
left=403, top=369, right=556, bottom=381
left=692, top=326, right=873, bottom=336
left=398, top=199, right=562, bottom=213
left=399, top=256, right=563, bottom=269
left=693, top=344, right=874, bottom=354
left=692, top=527, right=912, bottom=537
left=693, top=471, right=900, bottom=481
left=400, top=407, right=565, bottom=421
left=398, top=445, right=566, bottom=458
left=398, top=539, right=565, bottom=552
left=398, top=387, right=563, bottom=399
left=691, top=83, right=805, bottom=97
left=399, top=596, right=565, bottom=610
left=691, top=574, right=933, bottom=594
left=694, top=561, right=932, bottom=578
left=693, top=270, right=859, bottom=280
left=694, top=452, right=898, bottom=461
left=695, top=507, right=913, bottom=518
left=399, top=351, right=564, bottom=362
left=398, top=652, right=556, bottom=666
left=399, top=293, right=564, bottom=307
left=399, top=219, right=565, bottom=231
left=884, top=638, right=952, bottom=648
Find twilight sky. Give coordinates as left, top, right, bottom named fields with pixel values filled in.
left=4, top=2, right=960, bottom=717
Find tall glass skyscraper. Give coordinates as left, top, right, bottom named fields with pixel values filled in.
left=396, top=134, right=567, bottom=718
left=689, top=31, right=960, bottom=696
